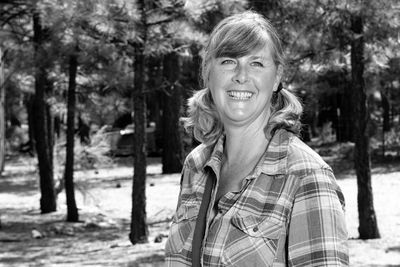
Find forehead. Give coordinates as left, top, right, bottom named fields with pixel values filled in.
left=212, top=26, right=275, bottom=60
left=219, top=47, right=275, bottom=60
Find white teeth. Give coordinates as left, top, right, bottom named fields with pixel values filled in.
left=227, top=91, right=253, bottom=100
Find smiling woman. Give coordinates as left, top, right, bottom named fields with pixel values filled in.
left=166, top=10, right=349, bottom=267
left=208, top=48, right=280, bottom=128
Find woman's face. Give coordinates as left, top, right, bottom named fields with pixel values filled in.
left=208, top=46, right=281, bottom=128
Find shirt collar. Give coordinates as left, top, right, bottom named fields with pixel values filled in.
left=203, top=128, right=292, bottom=178
left=204, top=134, right=225, bottom=177
left=257, top=128, right=291, bottom=176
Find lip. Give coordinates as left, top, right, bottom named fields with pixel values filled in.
left=227, top=90, right=254, bottom=100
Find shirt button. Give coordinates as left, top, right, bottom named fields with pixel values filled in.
left=253, top=226, right=259, bottom=232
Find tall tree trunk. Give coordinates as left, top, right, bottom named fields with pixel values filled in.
left=33, top=10, right=56, bottom=213
left=161, top=52, right=183, bottom=174
left=147, top=57, right=163, bottom=156
left=129, top=0, right=148, bottom=244
left=381, top=88, right=391, bottom=132
left=46, top=103, right=54, bottom=166
left=380, top=87, right=391, bottom=157
left=338, top=80, right=354, bottom=142
left=350, top=13, right=380, bottom=239
left=0, top=48, right=5, bottom=173
left=64, top=48, right=79, bottom=222
left=26, top=94, right=36, bottom=155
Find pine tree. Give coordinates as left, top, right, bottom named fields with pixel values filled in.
left=129, top=0, right=148, bottom=244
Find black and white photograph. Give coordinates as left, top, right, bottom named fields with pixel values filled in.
left=0, top=0, right=399, bottom=266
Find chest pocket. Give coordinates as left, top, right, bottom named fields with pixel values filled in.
left=165, top=203, right=199, bottom=256
left=222, top=214, right=286, bottom=266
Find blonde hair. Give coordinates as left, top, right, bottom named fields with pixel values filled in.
left=183, top=11, right=303, bottom=144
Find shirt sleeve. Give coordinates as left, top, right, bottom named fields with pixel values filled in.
left=287, top=167, right=349, bottom=266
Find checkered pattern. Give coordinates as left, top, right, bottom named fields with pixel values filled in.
left=165, top=129, right=349, bottom=266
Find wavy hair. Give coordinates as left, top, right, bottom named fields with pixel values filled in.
left=182, top=11, right=303, bottom=144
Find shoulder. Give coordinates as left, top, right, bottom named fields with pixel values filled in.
left=183, top=143, right=213, bottom=172
left=285, top=135, right=341, bottom=193
left=262, top=129, right=330, bottom=177
left=286, top=135, right=332, bottom=174
left=183, top=133, right=225, bottom=172
left=285, top=135, right=344, bottom=206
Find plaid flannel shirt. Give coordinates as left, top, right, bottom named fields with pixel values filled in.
left=165, top=129, right=349, bottom=266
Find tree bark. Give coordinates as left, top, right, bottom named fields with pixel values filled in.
left=381, top=88, right=391, bottom=132
left=0, top=48, right=5, bottom=173
left=161, top=52, right=183, bottom=174
left=25, top=94, right=36, bottom=155
left=147, top=57, right=163, bottom=156
left=337, top=78, right=354, bottom=142
left=380, top=87, right=391, bottom=156
left=350, top=13, right=380, bottom=239
left=129, top=0, right=148, bottom=244
left=33, top=10, right=56, bottom=213
left=64, top=48, right=79, bottom=222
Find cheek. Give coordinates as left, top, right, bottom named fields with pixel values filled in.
left=207, top=67, right=218, bottom=88
left=208, top=65, right=231, bottom=88
left=208, top=74, right=226, bottom=97
left=259, top=74, right=278, bottom=91
left=209, top=87, right=223, bottom=108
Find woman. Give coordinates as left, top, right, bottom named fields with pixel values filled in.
left=165, top=11, right=348, bottom=266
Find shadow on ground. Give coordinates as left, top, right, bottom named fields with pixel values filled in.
left=0, top=155, right=170, bottom=266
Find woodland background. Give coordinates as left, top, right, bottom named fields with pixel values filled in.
left=0, top=0, right=399, bottom=266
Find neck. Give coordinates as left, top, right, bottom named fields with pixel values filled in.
left=223, top=124, right=269, bottom=166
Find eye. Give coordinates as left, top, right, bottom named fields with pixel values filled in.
left=251, top=61, right=264, bottom=67
left=220, top=58, right=236, bottom=65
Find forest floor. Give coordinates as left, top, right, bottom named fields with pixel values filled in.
left=1, top=150, right=400, bottom=266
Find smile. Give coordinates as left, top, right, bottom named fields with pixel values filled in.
left=227, top=90, right=254, bottom=100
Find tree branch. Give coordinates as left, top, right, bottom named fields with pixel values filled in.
left=0, top=8, right=29, bottom=26
left=288, top=50, right=316, bottom=64
left=147, top=13, right=183, bottom=26
left=0, top=0, right=27, bottom=5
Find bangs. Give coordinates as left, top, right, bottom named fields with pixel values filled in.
left=213, top=25, right=271, bottom=59
left=201, top=11, right=285, bottom=88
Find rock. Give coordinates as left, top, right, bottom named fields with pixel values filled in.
left=110, top=243, right=119, bottom=248
left=47, top=225, right=63, bottom=235
left=154, top=234, right=163, bottom=243
left=64, top=227, right=75, bottom=236
left=84, top=221, right=100, bottom=229
left=32, top=229, right=44, bottom=239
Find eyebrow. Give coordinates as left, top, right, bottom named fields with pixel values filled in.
left=217, top=55, right=272, bottom=61
left=249, top=55, right=270, bottom=61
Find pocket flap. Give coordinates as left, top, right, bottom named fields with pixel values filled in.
left=230, top=215, right=284, bottom=239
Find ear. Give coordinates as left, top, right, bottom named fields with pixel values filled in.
left=273, top=65, right=283, bottom=92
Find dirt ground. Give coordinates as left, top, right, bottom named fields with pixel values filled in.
left=1, top=155, right=400, bottom=266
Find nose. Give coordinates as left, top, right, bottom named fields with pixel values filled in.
left=232, top=64, right=249, bottom=84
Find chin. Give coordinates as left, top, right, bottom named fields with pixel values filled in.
left=224, top=115, right=253, bottom=125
